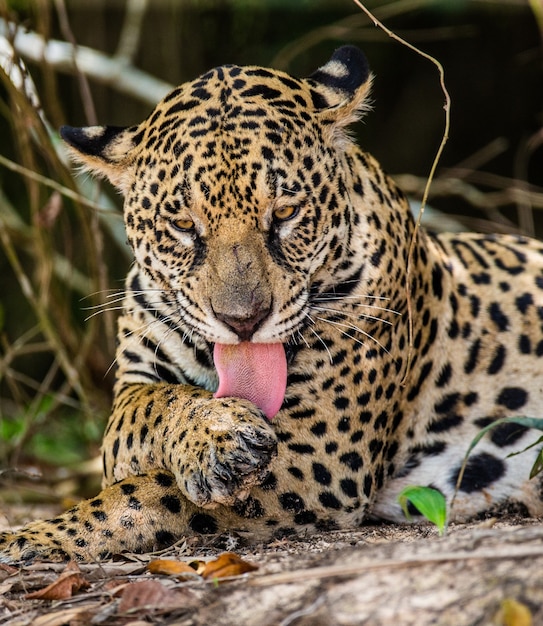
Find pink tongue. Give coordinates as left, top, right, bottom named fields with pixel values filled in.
left=213, top=342, right=287, bottom=419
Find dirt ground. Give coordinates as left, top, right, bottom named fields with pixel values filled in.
left=1, top=511, right=542, bottom=625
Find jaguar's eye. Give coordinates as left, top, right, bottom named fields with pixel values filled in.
left=273, top=205, right=299, bottom=222
left=170, top=218, right=195, bottom=232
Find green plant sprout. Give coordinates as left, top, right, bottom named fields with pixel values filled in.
left=398, top=486, right=448, bottom=536
left=400, top=417, right=543, bottom=532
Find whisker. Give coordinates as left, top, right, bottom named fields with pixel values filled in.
left=79, top=286, right=173, bottom=302
left=82, top=297, right=126, bottom=310
left=153, top=316, right=185, bottom=378
left=324, top=325, right=367, bottom=350
left=315, top=294, right=391, bottom=302
left=297, top=329, right=311, bottom=350
left=350, top=303, right=401, bottom=316
left=313, top=294, right=400, bottom=313
left=80, top=287, right=180, bottom=316
left=318, top=301, right=401, bottom=317
left=104, top=356, right=118, bottom=379
left=309, top=304, right=393, bottom=326
left=305, top=314, right=333, bottom=364
left=278, top=185, right=298, bottom=196
left=83, top=300, right=181, bottom=322
left=79, top=288, right=127, bottom=302
left=314, top=315, right=390, bottom=355
left=84, top=305, right=127, bottom=322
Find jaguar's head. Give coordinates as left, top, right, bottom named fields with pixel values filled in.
left=61, top=46, right=373, bottom=346
left=61, top=46, right=376, bottom=417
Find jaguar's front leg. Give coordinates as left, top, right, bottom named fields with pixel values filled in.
left=0, top=469, right=202, bottom=563
left=102, top=382, right=278, bottom=507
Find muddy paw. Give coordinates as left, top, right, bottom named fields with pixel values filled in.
left=171, top=397, right=278, bottom=507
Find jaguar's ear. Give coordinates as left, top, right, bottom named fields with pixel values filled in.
left=60, top=125, right=142, bottom=191
left=308, top=46, right=373, bottom=144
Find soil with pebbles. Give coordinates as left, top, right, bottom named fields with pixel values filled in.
left=1, top=510, right=542, bottom=625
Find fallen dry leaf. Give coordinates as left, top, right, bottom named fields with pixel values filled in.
left=118, top=579, right=197, bottom=614
left=25, top=561, right=90, bottom=600
left=497, top=598, right=533, bottom=626
left=0, top=561, right=18, bottom=593
left=0, top=562, right=18, bottom=575
left=102, top=578, right=130, bottom=594
left=147, top=558, right=198, bottom=578
left=0, top=581, right=15, bottom=595
left=30, top=605, right=101, bottom=626
left=147, top=553, right=258, bottom=582
left=201, top=552, right=258, bottom=580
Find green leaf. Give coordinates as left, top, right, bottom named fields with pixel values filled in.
left=454, top=417, right=543, bottom=498
left=506, top=434, right=543, bottom=459
left=0, top=415, right=26, bottom=443
left=506, top=433, right=543, bottom=479
left=529, top=445, right=543, bottom=479
left=397, top=486, right=447, bottom=535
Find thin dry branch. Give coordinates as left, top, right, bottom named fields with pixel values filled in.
left=396, top=174, right=543, bottom=212
left=350, top=0, right=451, bottom=385
left=0, top=209, right=88, bottom=407
left=115, top=0, right=149, bottom=63
left=54, top=0, right=97, bottom=125
left=248, top=542, right=543, bottom=587
left=272, top=0, right=439, bottom=68
left=0, top=18, right=173, bottom=105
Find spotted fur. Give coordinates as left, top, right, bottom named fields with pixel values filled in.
left=2, top=46, right=543, bottom=563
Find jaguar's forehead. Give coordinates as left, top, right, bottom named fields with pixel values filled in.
left=144, top=64, right=324, bottom=129
left=128, top=65, right=328, bottom=207
left=133, top=65, right=332, bottom=170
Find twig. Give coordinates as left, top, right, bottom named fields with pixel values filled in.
left=0, top=33, right=42, bottom=114
left=273, top=0, right=436, bottom=68
left=0, top=18, right=173, bottom=106
left=395, top=174, right=543, bottom=211
left=0, top=153, right=115, bottom=215
left=0, top=186, right=94, bottom=293
left=350, top=0, right=451, bottom=384
left=248, top=543, right=543, bottom=588
left=115, top=0, right=149, bottom=63
left=513, top=129, right=543, bottom=236
left=54, top=0, right=97, bottom=125
left=447, top=138, right=509, bottom=175
left=0, top=210, right=87, bottom=406
left=528, top=0, right=543, bottom=38
left=279, top=596, right=325, bottom=626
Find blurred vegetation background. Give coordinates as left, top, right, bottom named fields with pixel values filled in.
left=0, top=0, right=541, bottom=508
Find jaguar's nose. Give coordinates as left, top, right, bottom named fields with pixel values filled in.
left=215, top=301, right=272, bottom=341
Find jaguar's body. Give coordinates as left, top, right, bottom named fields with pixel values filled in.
left=2, top=46, right=543, bottom=562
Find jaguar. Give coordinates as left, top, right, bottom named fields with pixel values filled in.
left=2, top=45, right=543, bottom=562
